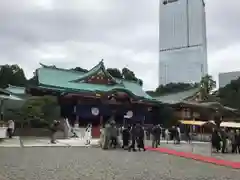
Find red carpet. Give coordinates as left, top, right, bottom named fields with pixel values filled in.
left=145, top=146, right=240, bottom=169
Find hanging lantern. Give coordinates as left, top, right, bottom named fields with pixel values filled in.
left=91, top=107, right=99, bottom=116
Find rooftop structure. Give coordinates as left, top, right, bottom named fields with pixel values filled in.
left=219, top=71, right=240, bottom=88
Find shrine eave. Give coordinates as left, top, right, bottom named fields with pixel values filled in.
left=26, top=84, right=161, bottom=105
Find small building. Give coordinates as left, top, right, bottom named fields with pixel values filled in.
left=219, top=71, right=240, bottom=88
left=25, top=61, right=163, bottom=137
left=156, top=88, right=240, bottom=122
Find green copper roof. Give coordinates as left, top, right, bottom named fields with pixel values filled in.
left=0, top=94, right=23, bottom=101
left=71, top=60, right=122, bottom=84
left=155, top=88, right=199, bottom=104
left=37, top=61, right=154, bottom=100
left=5, top=85, right=26, bottom=95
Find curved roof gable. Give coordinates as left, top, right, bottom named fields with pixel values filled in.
left=70, top=60, right=122, bottom=85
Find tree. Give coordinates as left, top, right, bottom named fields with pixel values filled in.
left=106, top=68, right=123, bottom=79
left=121, top=67, right=143, bottom=86
left=199, top=75, right=216, bottom=101
left=122, top=68, right=137, bottom=81
left=147, top=83, right=197, bottom=96
left=72, top=67, right=88, bottom=73
left=14, top=96, right=60, bottom=128
left=0, top=64, right=27, bottom=88
left=27, top=75, right=38, bottom=86
left=218, top=77, right=240, bottom=109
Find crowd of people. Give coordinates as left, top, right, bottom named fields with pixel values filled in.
left=211, top=128, right=240, bottom=153
left=106, top=122, right=183, bottom=151
left=103, top=121, right=146, bottom=151
left=146, top=125, right=182, bottom=145
left=122, top=123, right=146, bottom=151
left=49, top=118, right=240, bottom=155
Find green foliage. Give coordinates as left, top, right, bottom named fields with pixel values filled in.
left=106, top=67, right=143, bottom=86
left=71, top=67, right=89, bottom=73
left=13, top=96, right=60, bottom=128
left=121, top=67, right=143, bottom=86
left=147, top=83, right=198, bottom=96
left=71, top=66, right=143, bottom=86
left=27, top=75, right=38, bottom=86
left=106, top=68, right=123, bottom=79
left=218, top=77, right=240, bottom=109
left=199, top=75, right=216, bottom=101
left=122, top=68, right=136, bottom=81
left=0, top=64, right=27, bottom=88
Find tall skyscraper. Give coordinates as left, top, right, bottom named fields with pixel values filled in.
left=159, top=0, right=208, bottom=85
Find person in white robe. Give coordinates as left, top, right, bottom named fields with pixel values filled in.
left=85, top=124, right=92, bottom=145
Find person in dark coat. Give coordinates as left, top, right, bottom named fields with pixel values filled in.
left=128, top=124, right=137, bottom=152
left=211, top=128, right=221, bottom=153
left=50, top=120, right=60, bottom=144
left=170, top=126, right=177, bottom=143
left=136, top=124, right=146, bottom=151
left=220, top=128, right=227, bottom=153
left=109, top=121, right=118, bottom=148
left=185, top=126, right=191, bottom=144
left=176, top=126, right=181, bottom=144
left=122, top=125, right=131, bottom=149
left=151, top=124, right=161, bottom=148
left=236, top=130, right=240, bottom=153
left=162, top=128, right=166, bottom=140
left=228, top=130, right=236, bottom=153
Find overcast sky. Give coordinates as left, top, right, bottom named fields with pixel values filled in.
left=0, top=0, right=239, bottom=90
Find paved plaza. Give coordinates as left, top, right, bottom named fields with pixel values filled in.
left=0, top=137, right=99, bottom=148
left=145, top=140, right=240, bottom=162
left=1, top=137, right=240, bottom=163
left=0, top=146, right=239, bottom=180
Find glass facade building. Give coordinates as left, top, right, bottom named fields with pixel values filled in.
left=159, top=0, right=208, bottom=85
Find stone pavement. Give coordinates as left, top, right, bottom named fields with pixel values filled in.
left=1, top=137, right=240, bottom=163
left=0, top=136, right=99, bottom=148
left=0, top=137, right=21, bottom=147
left=0, top=147, right=239, bottom=180
left=145, top=140, right=240, bottom=162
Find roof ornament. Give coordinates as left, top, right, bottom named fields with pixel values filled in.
left=39, top=63, right=48, bottom=68
left=39, top=63, right=56, bottom=69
